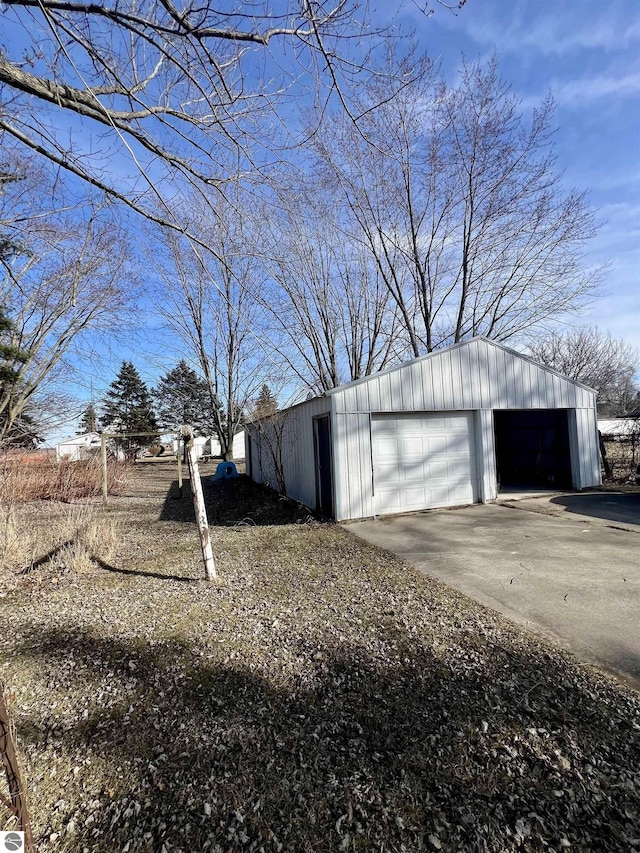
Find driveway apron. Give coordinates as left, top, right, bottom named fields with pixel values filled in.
left=347, top=501, right=640, bottom=689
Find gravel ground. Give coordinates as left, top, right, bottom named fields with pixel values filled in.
left=1, top=461, right=639, bottom=852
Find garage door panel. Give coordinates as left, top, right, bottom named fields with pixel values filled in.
left=444, top=414, right=471, bottom=431
left=425, top=459, right=448, bottom=480
left=404, top=485, right=429, bottom=508
left=375, top=461, right=402, bottom=485
left=375, top=436, right=400, bottom=458
left=400, top=435, right=427, bottom=456
left=372, top=411, right=477, bottom=515
left=424, top=435, right=448, bottom=455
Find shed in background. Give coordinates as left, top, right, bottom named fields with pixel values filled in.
left=55, top=432, right=101, bottom=462
left=246, top=338, right=601, bottom=522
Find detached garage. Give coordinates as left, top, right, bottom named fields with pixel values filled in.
left=245, top=338, right=601, bottom=522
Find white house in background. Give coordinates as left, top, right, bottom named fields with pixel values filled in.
left=210, top=431, right=245, bottom=459
left=245, top=337, right=602, bottom=522
left=172, top=431, right=245, bottom=460
left=598, top=419, right=639, bottom=441
left=55, top=432, right=101, bottom=462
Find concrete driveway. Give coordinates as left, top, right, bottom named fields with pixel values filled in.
left=348, top=494, right=640, bottom=689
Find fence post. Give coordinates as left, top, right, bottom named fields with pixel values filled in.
left=101, top=432, right=108, bottom=508
left=176, top=437, right=183, bottom=498
left=181, top=425, right=216, bottom=581
left=0, top=683, right=35, bottom=852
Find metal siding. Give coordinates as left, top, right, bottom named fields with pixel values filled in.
left=470, top=344, right=483, bottom=408
left=453, top=347, right=467, bottom=409
left=476, top=409, right=497, bottom=502
left=409, top=362, right=424, bottom=410
left=432, top=354, right=444, bottom=408
left=479, top=341, right=491, bottom=408
left=367, top=376, right=380, bottom=412
left=334, top=412, right=373, bottom=521
left=521, top=359, right=533, bottom=408
left=457, top=346, right=467, bottom=409
left=355, top=381, right=369, bottom=412
left=567, top=409, right=582, bottom=489
left=329, top=339, right=594, bottom=415
left=249, top=397, right=331, bottom=510
left=576, top=407, right=601, bottom=487
left=442, top=350, right=457, bottom=409
left=311, top=341, right=600, bottom=520
left=507, top=348, right=519, bottom=405
left=333, top=409, right=349, bottom=520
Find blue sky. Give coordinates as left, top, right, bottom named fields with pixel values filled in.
left=21, top=0, right=637, bottom=440
left=391, top=0, right=639, bottom=347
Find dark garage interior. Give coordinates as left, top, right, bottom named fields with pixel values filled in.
left=494, top=409, right=573, bottom=490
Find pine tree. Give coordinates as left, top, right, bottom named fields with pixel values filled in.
left=0, top=305, right=37, bottom=446
left=100, top=361, right=159, bottom=453
left=77, top=402, right=98, bottom=434
left=0, top=168, right=25, bottom=264
left=253, top=384, right=278, bottom=419
left=0, top=307, right=28, bottom=383
left=154, top=361, right=216, bottom=436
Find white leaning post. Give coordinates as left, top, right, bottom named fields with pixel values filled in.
left=101, top=432, right=108, bottom=509
left=181, top=424, right=217, bottom=581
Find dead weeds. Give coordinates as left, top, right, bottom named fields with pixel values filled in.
left=0, top=462, right=638, bottom=852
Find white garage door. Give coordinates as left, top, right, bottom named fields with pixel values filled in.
left=372, top=412, right=477, bottom=515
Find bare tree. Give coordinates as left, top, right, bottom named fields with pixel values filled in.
left=0, top=1, right=398, bottom=234
left=528, top=327, right=639, bottom=416
left=249, top=409, right=293, bottom=495
left=154, top=192, right=268, bottom=460
left=0, top=159, right=133, bottom=444
left=313, top=50, right=601, bottom=353
left=258, top=187, right=400, bottom=393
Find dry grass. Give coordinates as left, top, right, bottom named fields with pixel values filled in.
left=603, top=440, right=640, bottom=483
left=1, top=503, right=119, bottom=576
left=0, top=463, right=638, bottom=852
left=0, top=453, right=129, bottom=505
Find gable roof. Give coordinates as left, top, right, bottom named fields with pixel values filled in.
left=56, top=431, right=101, bottom=447
left=324, top=337, right=596, bottom=396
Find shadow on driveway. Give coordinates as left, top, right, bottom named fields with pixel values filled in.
left=550, top=492, right=640, bottom=528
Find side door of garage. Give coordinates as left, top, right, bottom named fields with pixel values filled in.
left=371, top=412, right=478, bottom=515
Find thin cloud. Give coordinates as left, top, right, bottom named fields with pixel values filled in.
left=516, top=70, right=640, bottom=113
left=553, top=71, right=640, bottom=107
left=430, top=3, right=640, bottom=58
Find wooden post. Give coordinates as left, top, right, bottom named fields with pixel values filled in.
left=181, top=425, right=216, bottom=581
left=101, top=432, right=108, bottom=508
left=176, top=437, right=183, bottom=498
left=0, top=684, right=35, bottom=852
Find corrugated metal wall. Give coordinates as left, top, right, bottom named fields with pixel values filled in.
left=331, top=338, right=595, bottom=414
left=570, top=407, right=602, bottom=489
left=329, top=339, right=599, bottom=520
left=333, top=412, right=374, bottom=521
left=246, top=396, right=331, bottom=510
left=248, top=339, right=600, bottom=521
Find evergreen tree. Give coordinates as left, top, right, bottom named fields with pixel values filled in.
left=0, top=307, right=28, bottom=383
left=253, top=384, right=278, bottom=419
left=0, top=167, right=25, bottom=263
left=0, top=305, right=37, bottom=446
left=77, top=402, right=98, bottom=434
left=100, top=361, right=159, bottom=453
left=154, top=361, right=216, bottom=435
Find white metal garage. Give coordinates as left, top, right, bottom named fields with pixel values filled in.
left=245, top=338, right=602, bottom=522
left=372, top=413, right=477, bottom=514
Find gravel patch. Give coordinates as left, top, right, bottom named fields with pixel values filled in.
left=1, top=462, right=639, bottom=852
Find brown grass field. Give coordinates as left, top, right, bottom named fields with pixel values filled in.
left=0, top=459, right=638, bottom=852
